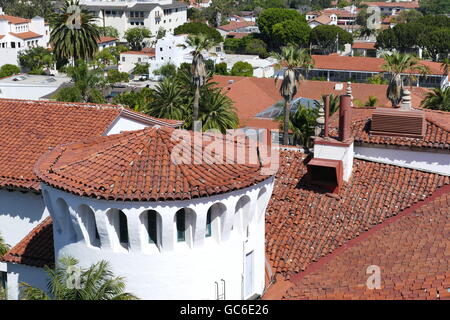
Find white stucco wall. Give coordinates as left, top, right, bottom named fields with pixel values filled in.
left=313, top=142, right=354, bottom=181
left=42, top=176, right=274, bottom=300
left=0, top=84, right=62, bottom=100
left=105, top=115, right=151, bottom=135
left=354, top=146, right=450, bottom=176
left=6, top=263, right=48, bottom=300
left=0, top=190, right=48, bottom=248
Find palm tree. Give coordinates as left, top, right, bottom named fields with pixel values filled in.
left=272, top=45, right=314, bottom=145
left=146, top=78, right=189, bottom=120
left=381, top=53, right=429, bottom=107
left=280, top=104, right=318, bottom=149
left=50, top=0, right=100, bottom=64
left=421, top=87, right=450, bottom=111
left=199, top=88, right=239, bottom=133
left=0, top=233, right=9, bottom=257
left=315, top=94, right=340, bottom=115
left=20, top=256, right=138, bottom=300
left=178, top=34, right=218, bottom=130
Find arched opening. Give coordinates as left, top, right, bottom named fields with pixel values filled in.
left=140, top=210, right=162, bottom=250
left=256, top=187, right=268, bottom=222
left=206, top=202, right=226, bottom=242
left=174, top=208, right=196, bottom=248
left=106, top=209, right=129, bottom=251
left=55, top=198, right=77, bottom=241
left=79, top=204, right=100, bottom=248
left=234, top=196, right=251, bottom=238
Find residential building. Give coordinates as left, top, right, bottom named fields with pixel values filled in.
left=119, top=48, right=155, bottom=73
left=97, top=36, right=118, bottom=50
left=217, top=20, right=259, bottom=37
left=80, top=0, right=188, bottom=40
left=0, top=74, right=70, bottom=100
left=220, top=54, right=277, bottom=78
left=351, top=42, right=378, bottom=57
left=307, top=7, right=357, bottom=30
left=363, top=0, right=420, bottom=16
left=303, top=55, right=448, bottom=88
left=0, top=9, right=50, bottom=67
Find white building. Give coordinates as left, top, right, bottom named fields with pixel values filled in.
left=97, top=36, right=118, bottom=50
left=0, top=74, right=70, bottom=100
left=80, top=0, right=188, bottom=41
left=119, top=48, right=155, bottom=73
left=220, top=54, right=276, bottom=78
left=0, top=10, right=50, bottom=67
left=149, top=33, right=222, bottom=79
left=0, top=99, right=183, bottom=300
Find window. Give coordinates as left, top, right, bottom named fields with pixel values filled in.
left=176, top=210, right=186, bottom=242
left=206, top=209, right=212, bottom=237
left=119, top=212, right=128, bottom=243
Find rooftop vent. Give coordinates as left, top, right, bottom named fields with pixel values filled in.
left=371, top=108, right=426, bottom=138
left=307, top=158, right=343, bottom=193
left=228, top=80, right=234, bottom=84
left=12, top=76, right=27, bottom=81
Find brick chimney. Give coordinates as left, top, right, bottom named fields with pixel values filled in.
left=338, top=95, right=353, bottom=142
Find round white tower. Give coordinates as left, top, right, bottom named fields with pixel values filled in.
left=35, top=127, right=275, bottom=300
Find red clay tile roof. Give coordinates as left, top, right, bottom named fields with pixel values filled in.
left=352, top=42, right=376, bottom=50
left=211, top=75, right=431, bottom=131
left=217, top=20, right=255, bottom=32
left=312, top=14, right=332, bottom=25
left=97, top=36, right=117, bottom=44
left=311, top=55, right=445, bottom=76
left=121, top=50, right=155, bottom=57
left=0, top=99, right=181, bottom=192
left=283, top=184, right=450, bottom=300
left=9, top=31, right=41, bottom=39
left=265, top=150, right=450, bottom=280
left=227, top=32, right=251, bottom=39
left=35, top=126, right=271, bottom=201
left=0, top=217, right=54, bottom=268
left=0, top=14, right=30, bottom=24
left=328, top=107, right=450, bottom=151
left=364, top=1, right=420, bottom=8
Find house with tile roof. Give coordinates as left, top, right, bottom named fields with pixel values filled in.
left=0, top=98, right=182, bottom=299
left=0, top=10, right=50, bottom=67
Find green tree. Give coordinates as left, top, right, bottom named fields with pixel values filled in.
left=418, top=28, right=450, bottom=62
left=381, top=53, right=429, bottom=107
left=215, top=62, right=228, bottom=75
left=153, top=62, right=177, bottom=79
left=272, top=45, right=314, bottom=145
left=244, top=38, right=269, bottom=58
left=109, top=45, right=129, bottom=61
left=174, top=22, right=223, bottom=43
left=124, top=27, right=151, bottom=51
left=421, top=87, right=450, bottom=111
left=1, top=0, right=53, bottom=19
left=64, top=59, right=106, bottom=103
left=271, top=18, right=311, bottom=48
left=18, top=47, right=54, bottom=74
left=133, top=63, right=150, bottom=75
left=366, top=73, right=388, bottom=85
left=106, top=70, right=130, bottom=85
left=178, top=34, right=219, bottom=129
left=375, top=28, right=398, bottom=51
left=391, top=9, right=423, bottom=24
left=97, top=26, right=119, bottom=38
left=147, top=78, right=188, bottom=120
left=0, top=64, right=21, bottom=78
left=210, top=0, right=233, bottom=27
left=284, top=104, right=318, bottom=148
left=92, top=47, right=117, bottom=69
left=0, top=233, right=9, bottom=257
left=20, top=256, right=138, bottom=300
left=199, top=88, right=239, bottom=133
left=49, top=0, right=100, bottom=64
left=364, top=96, right=378, bottom=107
left=54, top=86, right=83, bottom=103
left=113, top=87, right=153, bottom=112
left=310, top=25, right=353, bottom=54
left=419, top=0, right=450, bottom=15
left=256, top=8, right=307, bottom=49
left=231, top=61, right=253, bottom=76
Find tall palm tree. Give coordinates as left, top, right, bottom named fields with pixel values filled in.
left=146, top=78, right=189, bottom=120
left=421, top=87, right=450, bottom=111
left=272, top=45, right=314, bottom=145
left=0, top=233, right=9, bottom=257
left=178, top=34, right=218, bottom=130
left=20, top=256, right=138, bottom=300
left=199, top=88, right=239, bottom=133
left=381, top=53, right=429, bottom=107
left=50, top=0, right=100, bottom=64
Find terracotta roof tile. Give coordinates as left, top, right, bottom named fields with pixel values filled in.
left=0, top=14, right=30, bottom=24
left=9, top=31, right=41, bottom=40
left=265, top=150, right=450, bottom=280
left=97, top=36, right=117, bottom=44
left=0, top=217, right=53, bottom=268
left=217, top=20, right=255, bottom=32
left=352, top=42, right=376, bottom=50
left=0, top=99, right=180, bottom=192
left=35, top=127, right=272, bottom=201
left=283, top=185, right=450, bottom=300
left=328, top=107, right=450, bottom=151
